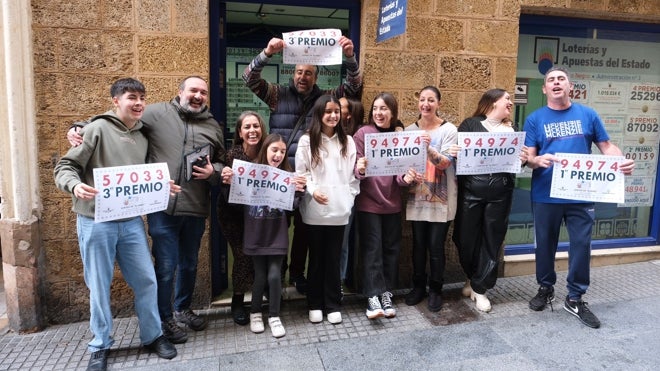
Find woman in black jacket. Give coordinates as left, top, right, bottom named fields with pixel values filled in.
left=450, top=89, right=528, bottom=313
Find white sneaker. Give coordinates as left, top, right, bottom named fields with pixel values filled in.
left=268, top=317, right=286, bottom=338
left=462, top=280, right=472, bottom=297
left=327, top=311, right=342, bottom=324
left=309, top=310, right=323, bottom=323
left=366, top=295, right=385, bottom=319
left=471, top=291, right=492, bottom=312
left=381, top=292, right=396, bottom=318
left=250, top=312, right=264, bottom=333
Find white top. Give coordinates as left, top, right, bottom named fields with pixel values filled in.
left=295, top=132, right=360, bottom=225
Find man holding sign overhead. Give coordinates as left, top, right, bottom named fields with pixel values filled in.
left=243, top=29, right=363, bottom=294
left=524, top=67, right=634, bottom=329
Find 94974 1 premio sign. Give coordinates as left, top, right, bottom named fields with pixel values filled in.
left=228, top=160, right=296, bottom=211
left=364, top=131, right=427, bottom=177
left=93, top=163, right=171, bottom=222
left=456, top=132, right=525, bottom=175
left=550, top=153, right=625, bottom=203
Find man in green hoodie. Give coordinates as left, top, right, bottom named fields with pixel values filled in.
left=55, top=78, right=177, bottom=371
left=67, top=76, right=225, bottom=344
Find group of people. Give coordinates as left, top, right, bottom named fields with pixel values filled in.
left=55, top=32, right=635, bottom=371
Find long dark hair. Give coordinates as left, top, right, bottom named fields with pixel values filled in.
left=233, top=111, right=267, bottom=148
left=256, top=133, right=293, bottom=172
left=471, top=88, right=507, bottom=118
left=342, top=97, right=365, bottom=135
left=368, top=92, right=398, bottom=129
left=307, top=95, right=348, bottom=168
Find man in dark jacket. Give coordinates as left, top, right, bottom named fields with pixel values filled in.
left=68, top=76, right=225, bottom=345
left=243, top=36, right=363, bottom=294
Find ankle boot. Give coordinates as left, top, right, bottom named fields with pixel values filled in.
left=404, top=275, right=427, bottom=306
left=231, top=293, right=249, bottom=326
left=427, top=280, right=443, bottom=312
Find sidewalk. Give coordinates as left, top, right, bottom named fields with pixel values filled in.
left=1, top=260, right=659, bottom=370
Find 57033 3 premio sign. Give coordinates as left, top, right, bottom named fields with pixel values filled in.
left=93, top=162, right=171, bottom=222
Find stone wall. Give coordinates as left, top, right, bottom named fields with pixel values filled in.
left=359, top=0, right=659, bottom=285
left=360, top=0, right=522, bottom=284
left=31, top=0, right=659, bottom=324
left=34, top=0, right=212, bottom=324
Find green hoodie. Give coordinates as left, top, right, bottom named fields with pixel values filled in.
left=54, top=111, right=148, bottom=218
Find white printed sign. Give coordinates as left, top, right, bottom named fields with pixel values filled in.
left=364, top=131, right=427, bottom=177
left=94, top=163, right=171, bottom=222
left=550, top=153, right=625, bottom=203
left=628, top=83, right=660, bottom=115
left=228, top=160, right=296, bottom=210
left=622, top=176, right=656, bottom=207
left=282, top=29, right=343, bottom=65
left=456, top=132, right=526, bottom=175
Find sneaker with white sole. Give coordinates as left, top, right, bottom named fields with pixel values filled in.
left=366, top=295, right=385, bottom=319
left=529, top=285, right=555, bottom=311
left=462, top=280, right=472, bottom=297
left=250, top=312, right=264, bottom=333
left=563, top=296, right=601, bottom=329
left=381, top=291, right=396, bottom=318
left=309, top=310, right=323, bottom=323
left=327, top=311, right=342, bottom=324
left=471, top=291, right=492, bottom=312
left=268, top=317, right=286, bottom=338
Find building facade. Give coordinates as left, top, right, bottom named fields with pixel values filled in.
left=0, top=0, right=658, bottom=332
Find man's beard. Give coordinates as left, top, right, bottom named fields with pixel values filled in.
left=180, top=97, right=205, bottom=113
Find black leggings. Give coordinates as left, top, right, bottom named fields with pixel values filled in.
left=411, top=221, right=450, bottom=292
left=251, top=255, right=284, bottom=317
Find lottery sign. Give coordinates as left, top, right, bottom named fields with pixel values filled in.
left=228, top=160, right=296, bottom=210
left=282, top=29, right=343, bottom=65
left=628, top=83, right=660, bottom=115
left=622, top=145, right=657, bottom=173
left=364, top=131, right=427, bottom=177
left=623, top=176, right=655, bottom=207
left=456, top=132, right=525, bottom=175
left=94, top=162, right=171, bottom=222
left=550, top=153, right=625, bottom=203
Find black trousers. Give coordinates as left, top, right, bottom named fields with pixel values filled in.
left=306, top=224, right=345, bottom=313
left=410, top=220, right=450, bottom=292
left=453, top=174, right=514, bottom=294
left=358, top=211, right=402, bottom=297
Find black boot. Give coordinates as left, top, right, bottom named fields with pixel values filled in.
left=231, top=293, right=249, bottom=326
left=427, top=280, right=443, bottom=312
left=404, top=275, right=427, bottom=306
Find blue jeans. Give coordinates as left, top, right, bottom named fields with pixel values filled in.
left=147, top=211, right=206, bottom=321
left=77, top=215, right=161, bottom=352
left=533, top=202, right=595, bottom=299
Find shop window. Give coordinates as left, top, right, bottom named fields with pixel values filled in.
left=507, top=15, right=660, bottom=254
